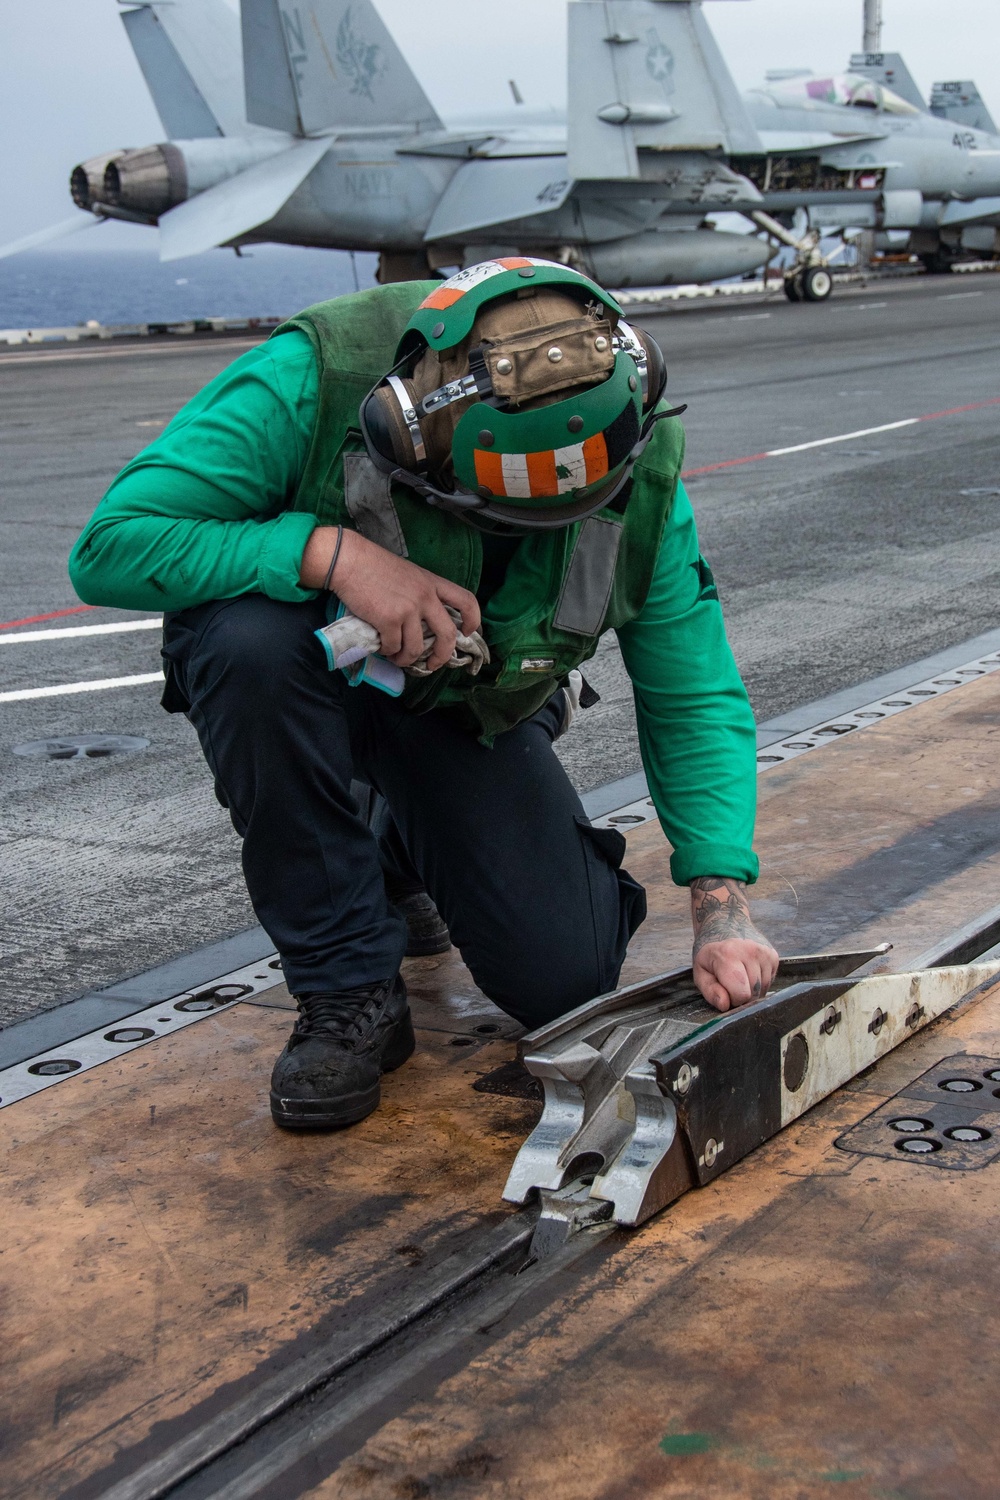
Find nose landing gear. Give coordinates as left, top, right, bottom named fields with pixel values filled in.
left=786, top=263, right=834, bottom=302
left=750, top=210, right=835, bottom=304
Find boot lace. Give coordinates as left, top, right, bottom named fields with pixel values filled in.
left=291, top=988, right=388, bottom=1048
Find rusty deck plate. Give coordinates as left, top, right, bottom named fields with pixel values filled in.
left=3, top=672, right=1000, bottom=1499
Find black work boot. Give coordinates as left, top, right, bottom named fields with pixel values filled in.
left=269, top=975, right=414, bottom=1130
left=391, top=889, right=452, bottom=957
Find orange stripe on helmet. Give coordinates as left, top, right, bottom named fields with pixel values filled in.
left=526, top=449, right=559, bottom=496
left=582, top=433, right=609, bottom=484
left=473, top=449, right=506, bottom=496
left=419, top=286, right=466, bottom=311
left=494, top=257, right=535, bottom=270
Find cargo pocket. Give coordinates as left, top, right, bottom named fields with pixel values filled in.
left=575, top=816, right=648, bottom=994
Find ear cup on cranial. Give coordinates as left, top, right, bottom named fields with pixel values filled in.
left=362, top=381, right=422, bottom=469
left=633, top=325, right=667, bottom=411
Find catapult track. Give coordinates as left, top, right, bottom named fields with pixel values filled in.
left=5, top=671, right=1000, bottom=1499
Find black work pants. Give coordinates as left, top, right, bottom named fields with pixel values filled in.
left=162, top=594, right=646, bottom=1028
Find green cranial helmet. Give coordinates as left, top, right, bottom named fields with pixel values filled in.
left=360, top=257, right=672, bottom=530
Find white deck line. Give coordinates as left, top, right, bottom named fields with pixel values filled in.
left=767, top=418, right=919, bottom=456
left=0, top=618, right=162, bottom=644
left=0, top=671, right=162, bottom=703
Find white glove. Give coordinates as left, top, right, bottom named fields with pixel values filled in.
left=318, top=605, right=490, bottom=678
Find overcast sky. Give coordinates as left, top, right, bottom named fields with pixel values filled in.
left=2, top=0, right=998, bottom=250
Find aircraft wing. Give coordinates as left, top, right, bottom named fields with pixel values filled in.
left=423, top=158, right=573, bottom=242
left=158, top=137, right=331, bottom=262
left=0, top=213, right=105, bottom=262
left=397, top=129, right=568, bottom=160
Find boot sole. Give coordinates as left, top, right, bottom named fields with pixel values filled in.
left=270, top=1012, right=416, bottom=1131
left=270, top=1083, right=381, bottom=1130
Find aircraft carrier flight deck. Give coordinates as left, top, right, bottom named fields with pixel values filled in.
left=4, top=264, right=1000, bottom=1500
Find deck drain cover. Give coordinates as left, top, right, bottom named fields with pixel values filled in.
left=835, top=1054, right=1000, bottom=1171
left=13, top=734, right=149, bottom=761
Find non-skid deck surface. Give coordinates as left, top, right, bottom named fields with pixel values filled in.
left=2, top=672, right=1000, bottom=1498
left=305, top=976, right=1000, bottom=1500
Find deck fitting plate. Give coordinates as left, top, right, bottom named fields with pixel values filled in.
left=835, top=1054, right=1000, bottom=1169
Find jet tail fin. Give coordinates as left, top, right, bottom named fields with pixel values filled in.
left=241, top=0, right=442, bottom=137
left=568, top=0, right=760, bottom=181
left=930, top=80, right=998, bottom=134
left=120, top=1, right=248, bottom=138
left=848, top=53, right=925, bottom=110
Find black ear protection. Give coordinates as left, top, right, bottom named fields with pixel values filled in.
left=360, top=320, right=669, bottom=477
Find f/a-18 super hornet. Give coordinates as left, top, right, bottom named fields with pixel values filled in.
left=7, top=0, right=1000, bottom=302
left=742, top=52, right=1000, bottom=282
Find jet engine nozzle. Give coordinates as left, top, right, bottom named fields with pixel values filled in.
left=102, top=145, right=188, bottom=217
left=70, top=152, right=126, bottom=212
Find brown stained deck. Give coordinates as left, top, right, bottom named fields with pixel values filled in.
left=309, top=982, right=1000, bottom=1500
left=2, top=672, right=999, bottom=1497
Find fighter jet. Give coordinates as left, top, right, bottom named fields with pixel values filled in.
left=1, top=0, right=775, bottom=287
left=6, top=0, right=999, bottom=303
left=742, top=53, right=1000, bottom=285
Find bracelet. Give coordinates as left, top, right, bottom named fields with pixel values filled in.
left=322, top=525, right=344, bottom=593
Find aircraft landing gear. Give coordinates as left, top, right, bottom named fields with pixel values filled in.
left=801, top=265, right=834, bottom=301
left=752, top=209, right=836, bottom=306
left=782, top=264, right=834, bottom=303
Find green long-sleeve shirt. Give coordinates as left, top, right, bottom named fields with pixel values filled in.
left=69, top=331, right=758, bottom=887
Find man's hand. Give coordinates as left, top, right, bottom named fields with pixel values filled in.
left=689, top=876, right=779, bottom=1013
left=300, top=526, right=481, bottom=672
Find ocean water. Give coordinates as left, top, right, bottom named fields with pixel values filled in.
left=0, top=245, right=381, bottom=330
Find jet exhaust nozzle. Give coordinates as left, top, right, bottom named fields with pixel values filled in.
left=70, top=145, right=188, bottom=219
left=70, top=152, right=126, bottom=212
left=69, top=137, right=294, bottom=226
left=103, top=145, right=189, bottom=217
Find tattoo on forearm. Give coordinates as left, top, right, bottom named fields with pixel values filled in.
left=689, top=876, right=754, bottom=956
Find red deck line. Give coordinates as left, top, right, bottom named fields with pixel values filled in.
left=682, top=451, right=771, bottom=477
left=0, top=605, right=95, bottom=631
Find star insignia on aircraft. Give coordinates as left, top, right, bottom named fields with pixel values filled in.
left=645, top=33, right=675, bottom=92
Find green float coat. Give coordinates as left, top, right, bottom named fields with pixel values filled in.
left=69, top=285, right=759, bottom=887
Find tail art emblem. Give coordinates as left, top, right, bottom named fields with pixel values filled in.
left=336, top=6, right=385, bottom=100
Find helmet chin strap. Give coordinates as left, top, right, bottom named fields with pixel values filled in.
left=384, top=404, right=687, bottom=533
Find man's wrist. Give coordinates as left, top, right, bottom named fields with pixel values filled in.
left=299, top=525, right=360, bottom=590
left=689, top=876, right=754, bottom=953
